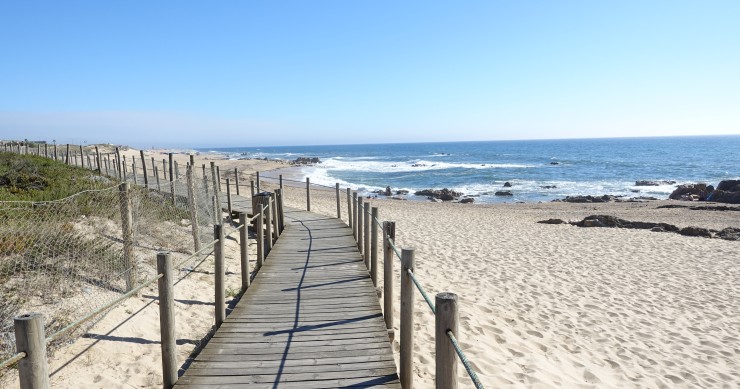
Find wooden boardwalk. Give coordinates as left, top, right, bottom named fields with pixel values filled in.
left=175, top=207, right=400, bottom=388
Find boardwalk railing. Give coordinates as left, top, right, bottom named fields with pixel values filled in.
left=238, top=170, right=485, bottom=389
left=0, top=143, right=285, bottom=388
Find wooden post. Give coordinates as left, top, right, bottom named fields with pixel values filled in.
left=214, top=225, right=225, bottom=328
left=400, top=248, right=415, bottom=389
left=383, top=221, right=396, bottom=331
left=279, top=174, right=283, bottom=190
left=256, top=172, right=260, bottom=193
left=352, top=192, right=358, bottom=241
left=44, top=143, right=48, bottom=158
left=66, top=144, right=70, bottom=164
left=152, top=157, right=157, bottom=180
left=364, top=202, right=370, bottom=269
left=155, top=166, right=161, bottom=192
left=226, top=178, right=233, bottom=221
left=132, top=159, right=138, bottom=185
left=123, top=155, right=128, bottom=179
left=210, top=162, right=220, bottom=224
left=256, top=205, right=264, bottom=270
left=202, top=164, right=209, bottom=199
left=186, top=166, right=201, bottom=252
left=115, top=147, right=121, bottom=177
left=265, top=201, right=273, bottom=253
left=216, top=166, right=221, bottom=190
left=119, top=183, right=136, bottom=291
left=347, top=188, right=352, bottom=228
left=73, top=153, right=78, bottom=166
left=86, top=153, right=92, bottom=169
left=212, top=195, right=219, bottom=225
left=54, top=144, right=58, bottom=160
left=357, top=196, right=364, bottom=251
left=105, top=155, right=109, bottom=175
left=175, top=161, right=180, bottom=180
left=271, top=193, right=279, bottom=240
left=162, top=159, right=167, bottom=180
left=79, top=145, right=84, bottom=168
left=37, top=144, right=40, bottom=156
left=140, top=150, right=148, bottom=188
left=250, top=180, right=255, bottom=197
left=371, top=207, right=379, bottom=286
left=335, top=183, right=341, bottom=219
left=239, top=212, right=250, bottom=291
left=156, top=252, right=178, bottom=389
left=436, top=293, right=459, bottom=389
left=275, top=188, right=285, bottom=233
left=95, top=146, right=101, bottom=174
left=306, top=177, right=311, bottom=211
left=14, top=313, right=49, bottom=389
left=234, top=168, right=240, bottom=196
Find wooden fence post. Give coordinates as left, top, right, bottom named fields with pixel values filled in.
left=234, top=168, right=240, bottom=196
left=352, top=192, right=358, bottom=241
left=66, top=144, right=70, bottom=164
left=156, top=252, right=177, bottom=389
left=436, top=293, right=459, bottom=389
left=214, top=224, right=225, bottom=328
left=54, top=144, right=58, bottom=161
left=400, top=248, right=415, bottom=389
left=132, top=160, right=138, bottom=185
left=186, top=166, right=201, bottom=252
left=357, top=196, right=364, bottom=252
left=44, top=143, right=48, bottom=158
left=239, top=212, right=250, bottom=291
left=216, top=166, right=221, bottom=189
left=14, top=313, right=49, bottom=389
left=175, top=161, right=181, bottom=181
left=210, top=162, right=220, bottom=224
left=371, top=207, right=379, bottom=287
left=79, top=145, right=84, bottom=168
left=168, top=153, right=175, bottom=203
left=250, top=180, right=255, bottom=197
left=383, top=221, right=395, bottom=332
left=162, top=159, right=168, bottom=180
left=346, top=188, right=352, bottom=228
left=256, top=205, right=264, bottom=270
left=155, top=166, right=161, bottom=192
left=202, top=164, right=209, bottom=199
left=140, top=150, right=148, bottom=188
left=276, top=188, right=285, bottom=232
left=95, top=146, right=101, bottom=174
left=115, top=147, right=121, bottom=177
left=152, top=157, right=157, bottom=180
left=364, top=202, right=370, bottom=269
left=119, top=183, right=136, bottom=291
left=211, top=195, right=219, bottom=225
left=226, top=178, right=233, bottom=221
left=123, top=155, right=128, bottom=179
left=306, top=177, right=311, bottom=211
left=335, top=183, right=341, bottom=219
left=265, top=202, right=273, bottom=253
left=271, top=193, right=279, bottom=240
left=279, top=174, right=283, bottom=190
left=256, top=171, right=260, bottom=193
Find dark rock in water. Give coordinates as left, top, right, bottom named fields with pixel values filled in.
left=385, top=186, right=392, bottom=196
left=411, top=163, right=427, bottom=168
left=503, top=182, right=512, bottom=187
left=636, top=180, right=676, bottom=186
left=495, top=191, right=513, bottom=196
left=291, top=157, right=321, bottom=165
left=371, top=189, right=385, bottom=195
left=717, top=180, right=740, bottom=192
left=669, top=183, right=710, bottom=201
left=460, top=198, right=474, bottom=204
left=707, top=190, right=740, bottom=204
left=717, top=227, right=740, bottom=241
left=559, top=195, right=616, bottom=203
left=540, top=185, right=557, bottom=189
left=679, top=226, right=714, bottom=238
left=414, top=188, right=462, bottom=201
left=396, top=189, right=409, bottom=195
left=550, top=162, right=560, bottom=165
left=538, top=218, right=566, bottom=224
left=630, top=189, right=640, bottom=193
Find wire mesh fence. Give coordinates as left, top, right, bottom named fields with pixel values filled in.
left=0, top=151, right=218, bottom=367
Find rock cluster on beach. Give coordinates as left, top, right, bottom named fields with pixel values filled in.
left=635, top=180, right=676, bottom=186
left=559, top=214, right=740, bottom=241
left=553, top=195, right=658, bottom=203
left=669, top=180, right=740, bottom=204
left=290, top=157, right=321, bottom=165
left=414, top=188, right=462, bottom=201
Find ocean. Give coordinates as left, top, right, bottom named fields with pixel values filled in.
left=201, top=135, right=740, bottom=203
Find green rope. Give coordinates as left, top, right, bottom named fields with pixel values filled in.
left=407, top=269, right=436, bottom=314
left=0, top=352, right=27, bottom=370
left=447, top=330, right=485, bottom=389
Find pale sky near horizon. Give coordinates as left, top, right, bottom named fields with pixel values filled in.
left=1, top=1, right=738, bottom=148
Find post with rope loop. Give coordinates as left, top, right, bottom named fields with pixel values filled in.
left=364, top=202, right=370, bottom=269
left=239, top=212, right=250, bottom=291
left=436, top=293, right=459, bottom=389
left=14, top=313, right=49, bottom=389
left=400, top=248, right=416, bottom=389
left=156, top=252, right=178, bottom=389
left=383, top=221, right=396, bottom=333
left=214, top=224, right=226, bottom=328
left=371, top=207, right=379, bottom=287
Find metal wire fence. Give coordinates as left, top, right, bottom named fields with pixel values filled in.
left=0, top=149, right=218, bottom=368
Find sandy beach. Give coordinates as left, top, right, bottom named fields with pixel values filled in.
left=3, top=152, right=739, bottom=388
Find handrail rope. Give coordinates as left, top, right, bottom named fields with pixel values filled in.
left=0, top=352, right=27, bottom=370
left=46, top=273, right=163, bottom=343
left=447, top=330, right=485, bottom=389
left=407, top=269, right=436, bottom=314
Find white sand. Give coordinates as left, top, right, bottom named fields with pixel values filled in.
left=4, top=156, right=739, bottom=388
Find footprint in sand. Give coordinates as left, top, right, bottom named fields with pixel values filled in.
left=526, top=330, right=543, bottom=338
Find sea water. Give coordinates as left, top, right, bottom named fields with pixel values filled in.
left=201, top=135, right=740, bottom=203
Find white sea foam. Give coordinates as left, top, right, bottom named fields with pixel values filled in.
left=318, top=158, right=535, bottom=173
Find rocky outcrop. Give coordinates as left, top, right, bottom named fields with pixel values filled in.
left=669, top=183, right=711, bottom=201
left=460, top=198, right=474, bottom=204
left=566, top=215, right=738, bottom=241
left=708, top=190, right=740, bottom=204
left=291, top=157, right=321, bottom=165
left=716, top=180, right=740, bottom=192
left=556, top=195, right=616, bottom=203
left=503, top=182, right=512, bottom=187
left=540, top=185, right=557, bottom=189
left=414, top=188, right=462, bottom=201
left=636, top=180, right=676, bottom=186
left=494, top=191, right=513, bottom=196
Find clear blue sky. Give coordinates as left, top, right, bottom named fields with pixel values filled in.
left=1, top=1, right=738, bottom=147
